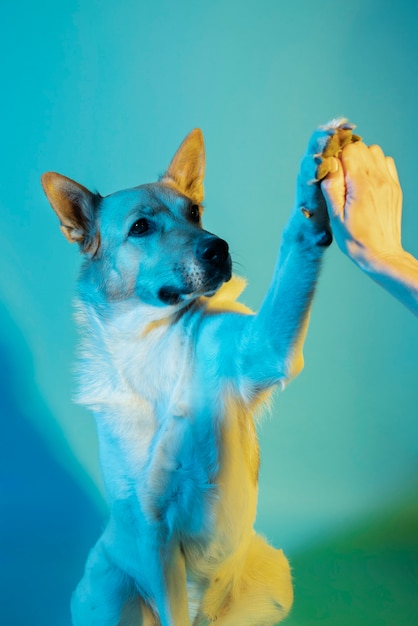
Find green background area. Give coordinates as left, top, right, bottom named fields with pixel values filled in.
left=286, top=495, right=418, bottom=625
left=1, top=1, right=417, bottom=624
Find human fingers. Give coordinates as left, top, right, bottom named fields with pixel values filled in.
left=320, top=157, right=346, bottom=219
left=368, top=143, right=387, bottom=165
left=367, top=145, right=401, bottom=188
left=338, top=140, right=372, bottom=179
left=385, top=156, right=401, bottom=185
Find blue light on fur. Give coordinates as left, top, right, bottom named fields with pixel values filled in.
left=1, top=0, right=418, bottom=624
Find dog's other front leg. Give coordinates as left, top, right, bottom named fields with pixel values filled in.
left=237, top=120, right=360, bottom=390
left=71, top=536, right=136, bottom=626
left=162, top=541, right=192, bottom=626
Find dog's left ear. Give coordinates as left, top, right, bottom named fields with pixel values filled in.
left=161, top=128, right=205, bottom=203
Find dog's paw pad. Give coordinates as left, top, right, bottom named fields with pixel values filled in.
left=314, top=119, right=361, bottom=181
left=316, top=230, right=333, bottom=247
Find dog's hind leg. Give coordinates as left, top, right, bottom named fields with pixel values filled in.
left=196, top=534, right=293, bottom=626
left=71, top=537, right=135, bottom=626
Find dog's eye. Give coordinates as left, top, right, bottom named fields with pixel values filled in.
left=129, top=218, right=150, bottom=237
left=189, top=204, right=200, bottom=223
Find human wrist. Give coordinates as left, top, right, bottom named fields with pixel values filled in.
left=359, top=248, right=418, bottom=316
left=360, top=248, right=413, bottom=279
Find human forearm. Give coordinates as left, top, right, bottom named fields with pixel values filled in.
left=361, top=249, right=418, bottom=316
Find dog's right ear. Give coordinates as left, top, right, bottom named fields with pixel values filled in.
left=41, top=172, right=100, bottom=255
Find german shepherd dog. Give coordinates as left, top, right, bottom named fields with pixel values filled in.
left=42, top=119, right=358, bottom=626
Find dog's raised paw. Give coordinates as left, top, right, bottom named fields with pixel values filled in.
left=290, top=118, right=360, bottom=245
left=314, top=118, right=361, bottom=181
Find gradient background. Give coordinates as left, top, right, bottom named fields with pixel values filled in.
left=1, top=1, right=418, bottom=624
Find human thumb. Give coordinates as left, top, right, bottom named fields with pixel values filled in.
left=320, top=157, right=345, bottom=219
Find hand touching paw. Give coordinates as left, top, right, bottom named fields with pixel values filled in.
left=292, top=118, right=361, bottom=247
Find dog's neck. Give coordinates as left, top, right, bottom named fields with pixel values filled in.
left=74, top=294, right=201, bottom=410
left=73, top=276, right=249, bottom=413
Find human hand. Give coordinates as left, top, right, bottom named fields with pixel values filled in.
left=320, top=141, right=403, bottom=272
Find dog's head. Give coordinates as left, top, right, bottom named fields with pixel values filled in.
left=41, top=129, right=232, bottom=308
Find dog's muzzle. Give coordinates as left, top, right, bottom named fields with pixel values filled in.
left=158, top=236, right=232, bottom=305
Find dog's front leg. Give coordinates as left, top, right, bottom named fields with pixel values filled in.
left=162, top=541, right=192, bottom=626
left=237, top=120, right=359, bottom=389
left=133, top=539, right=191, bottom=626
left=72, top=533, right=191, bottom=626
left=71, top=536, right=136, bottom=626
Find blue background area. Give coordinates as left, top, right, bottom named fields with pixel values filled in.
left=1, top=1, right=417, bottom=624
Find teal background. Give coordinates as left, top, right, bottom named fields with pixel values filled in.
left=1, top=0, right=418, bottom=624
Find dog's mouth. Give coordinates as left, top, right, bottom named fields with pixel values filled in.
left=158, top=264, right=232, bottom=307
left=158, top=287, right=185, bottom=306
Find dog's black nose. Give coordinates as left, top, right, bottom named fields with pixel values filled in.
left=198, top=237, right=229, bottom=267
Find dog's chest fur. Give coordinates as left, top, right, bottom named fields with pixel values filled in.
left=76, top=301, right=239, bottom=542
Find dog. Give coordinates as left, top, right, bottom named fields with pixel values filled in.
left=41, top=119, right=358, bottom=626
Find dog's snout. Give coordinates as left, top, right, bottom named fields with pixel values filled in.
left=198, top=237, right=229, bottom=266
